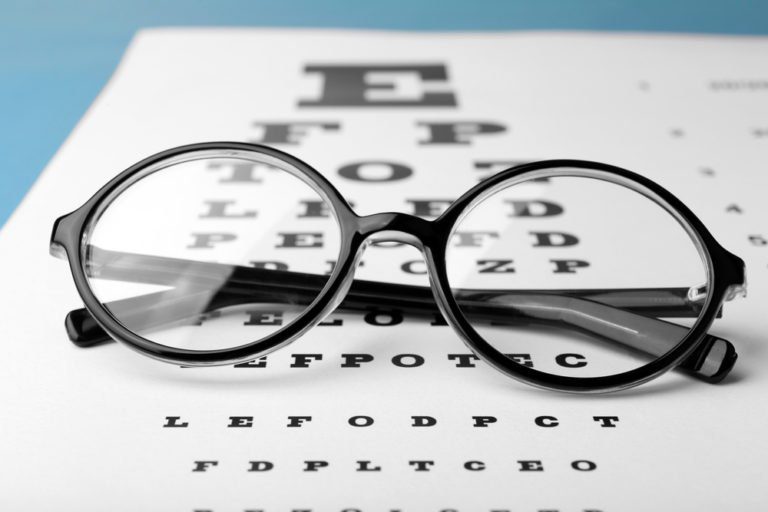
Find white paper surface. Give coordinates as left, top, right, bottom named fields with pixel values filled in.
left=1, top=29, right=767, bottom=511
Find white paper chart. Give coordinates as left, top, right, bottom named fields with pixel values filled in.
left=1, top=29, right=767, bottom=511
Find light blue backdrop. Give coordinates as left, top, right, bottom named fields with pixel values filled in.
left=1, top=0, right=767, bottom=225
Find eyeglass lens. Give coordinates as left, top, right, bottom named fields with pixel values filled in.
left=445, top=171, right=709, bottom=378
left=83, top=154, right=343, bottom=350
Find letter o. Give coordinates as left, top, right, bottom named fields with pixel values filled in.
left=392, top=354, right=425, bottom=368
left=348, top=415, right=374, bottom=427
left=338, top=161, right=412, bottom=182
left=571, top=460, right=597, bottom=471
left=364, top=308, right=403, bottom=326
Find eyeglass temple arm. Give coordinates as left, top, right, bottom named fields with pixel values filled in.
left=65, top=247, right=736, bottom=383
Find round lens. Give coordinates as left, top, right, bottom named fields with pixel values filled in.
left=83, top=149, right=342, bottom=351
left=445, top=168, right=709, bottom=379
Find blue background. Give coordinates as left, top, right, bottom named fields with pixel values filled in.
left=2, top=0, right=767, bottom=225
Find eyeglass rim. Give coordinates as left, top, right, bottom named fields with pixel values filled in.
left=50, top=142, right=746, bottom=392
left=431, top=160, right=745, bottom=393
left=52, top=142, right=361, bottom=366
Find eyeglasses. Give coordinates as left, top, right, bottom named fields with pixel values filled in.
left=50, top=142, right=747, bottom=393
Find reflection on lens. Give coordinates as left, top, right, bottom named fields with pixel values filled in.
left=445, top=170, right=709, bottom=378
left=84, top=151, right=342, bottom=350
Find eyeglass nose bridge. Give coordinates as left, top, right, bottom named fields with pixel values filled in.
left=317, top=211, right=444, bottom=326
left=356, top=212, right=440, bottom=249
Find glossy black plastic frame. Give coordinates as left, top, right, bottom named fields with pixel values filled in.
left=50, top=142, right=747, bottom=393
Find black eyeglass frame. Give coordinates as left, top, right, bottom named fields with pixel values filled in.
left=50, top=142, right=746, bottom=393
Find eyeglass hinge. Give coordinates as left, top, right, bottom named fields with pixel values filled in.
left=687, top=282, right=747, bottom=304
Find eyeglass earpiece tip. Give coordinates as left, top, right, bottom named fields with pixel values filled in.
left=699, top=337, right=738, bottom=384
left=65, top=309, right=112, bottom=348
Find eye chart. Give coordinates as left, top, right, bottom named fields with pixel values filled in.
left=0, top=29, right=766, bottom=511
